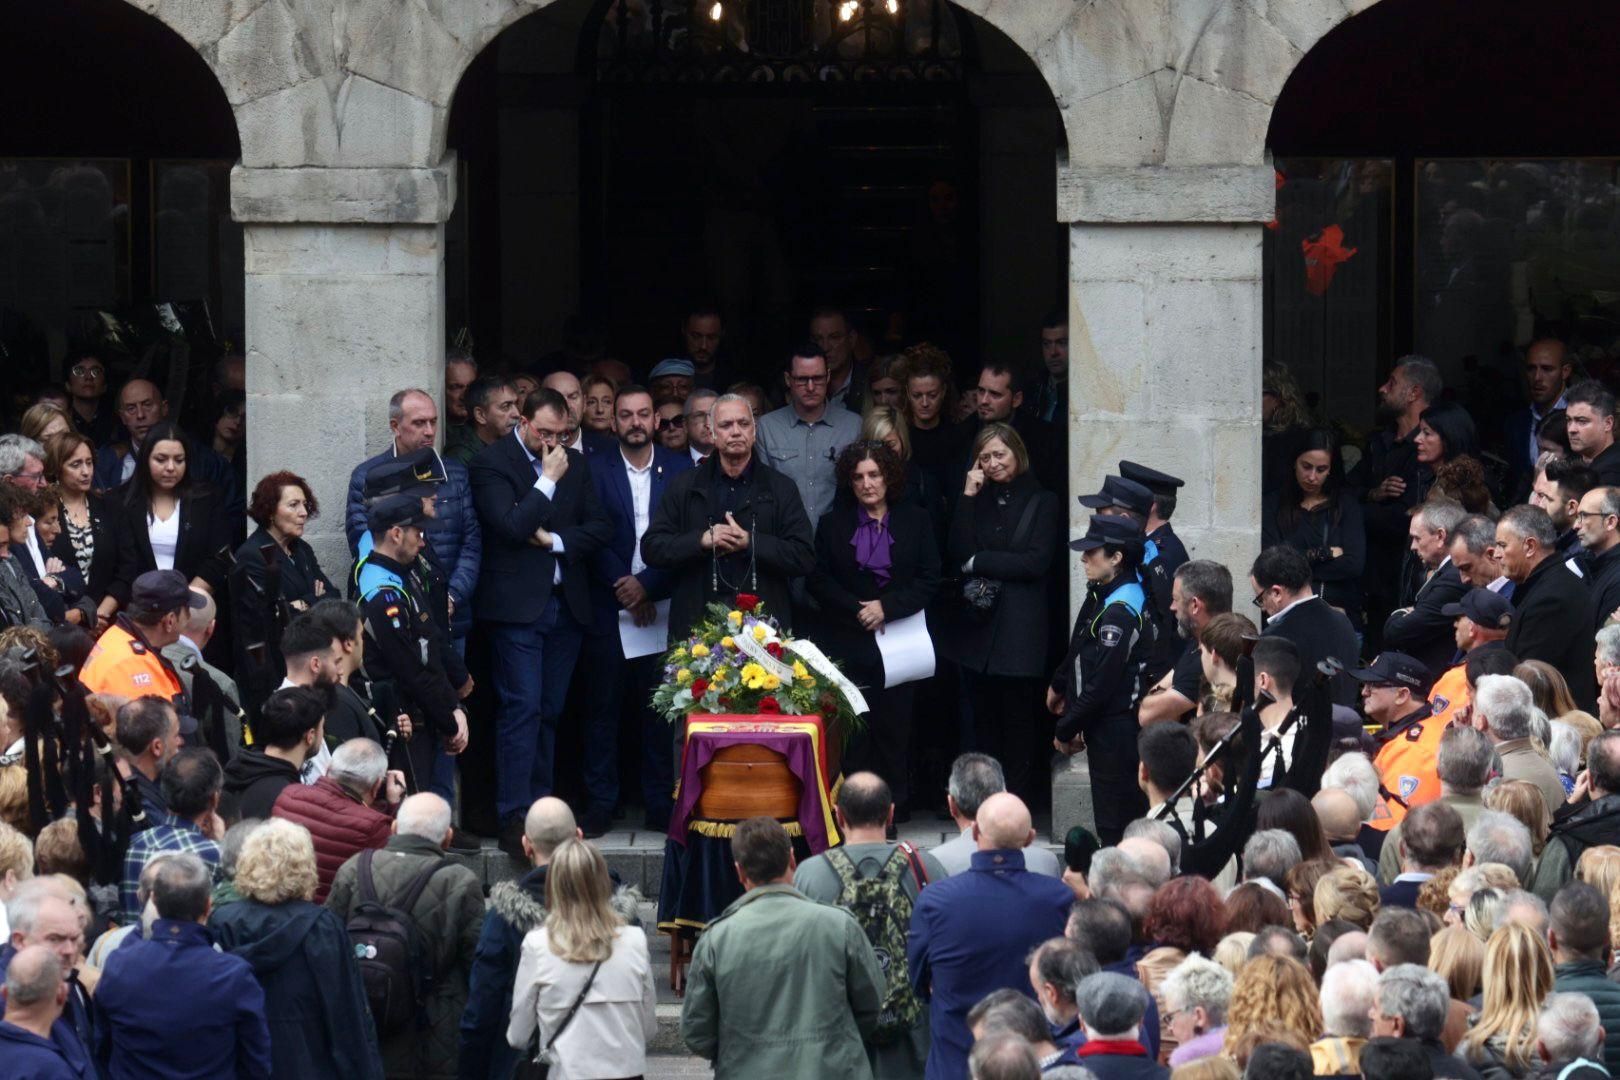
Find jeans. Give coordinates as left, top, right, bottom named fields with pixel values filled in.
left=581, top=626, right=672, bottom=821
left=489, top=597, right=585, bottom=822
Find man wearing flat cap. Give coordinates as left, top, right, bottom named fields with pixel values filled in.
left=357, top=495, right=469, bottom=795
left=80, top=569, right=206, bottom=707
left=1049, top=515, right=1157, bottom=845
left=649, top=358, right=696, bottom=407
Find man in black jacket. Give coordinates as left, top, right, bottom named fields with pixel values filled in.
left=1497, top=505, right=1597, bottom=707
left=1577, top=486, right=1620, bottom=630
left=1567, top=380, right=1620, bottom=486
left=468, top=388, right=611, bottom=855
left=1252, top=545, right=1362, bottom=705
left=219, top=686, right=325, bottom=820
left=641, top=393, right=816, bottom=643
left=1540, top=730, right=1620, bottom=898
left=1383, top=499, right=1468, bottom=676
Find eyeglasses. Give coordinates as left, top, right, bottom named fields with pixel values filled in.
left=70, top=364, right=104, bottom=378
left=1577, top=510, right=1616, bottom=521
left=657, top=416, right=685, bottom=431
left=1251, top=591, right=1268, bottom=609
left=788, top=374, right=828, bottom=387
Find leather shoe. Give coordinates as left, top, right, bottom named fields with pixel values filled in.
left=447, top=829, right=482, bottom=853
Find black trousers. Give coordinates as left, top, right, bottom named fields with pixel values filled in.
left=966, top=672, right=1042, bottom=804
left=843, top=681, right=918, bottom=809
left=1085, top=715, right=1148, bottom=846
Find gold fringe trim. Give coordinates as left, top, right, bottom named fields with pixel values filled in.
left=684, top=818, right=805, bottom=840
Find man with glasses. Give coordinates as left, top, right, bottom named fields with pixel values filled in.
left=1496, top=504, right=1596, bottom=706
left=1578, top=487, right=1620, bottom=629
left=655, top=401, right=689, bottom=454
left=1530, top=456, right=1598, bottom=565
left=756, top=343, right=861, bottom=526
left=93, top=379, right=243, bottom=526
left=1252, top=545, right=1361, bottom=705
left=62, top=350, right=120, bottom=445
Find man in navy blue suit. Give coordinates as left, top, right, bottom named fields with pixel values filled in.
left=580, top=384, right=693, bottom=836
left=469, top=387, right=612, bottom=859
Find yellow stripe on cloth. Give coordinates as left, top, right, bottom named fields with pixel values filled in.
left=685, top=719, right=841, bottom=846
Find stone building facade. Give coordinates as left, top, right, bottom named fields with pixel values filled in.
left=113, top=0, right=1381, bottom=592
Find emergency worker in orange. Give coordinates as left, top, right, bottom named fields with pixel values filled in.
left=79, top=569, right=203, bottom=706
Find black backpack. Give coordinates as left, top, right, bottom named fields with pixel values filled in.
left=345, top=849, right=449, bottom=1034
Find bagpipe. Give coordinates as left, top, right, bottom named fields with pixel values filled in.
left=230, top=539, right=294, bottom=735
left=14, top=645, right=141, bottom=888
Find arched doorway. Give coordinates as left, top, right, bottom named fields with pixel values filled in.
left=0, top=0, right=241, bottom=425
left=446, top=0, right=1066, bottom=384
left=1266, top=0, right=1620, bottom=438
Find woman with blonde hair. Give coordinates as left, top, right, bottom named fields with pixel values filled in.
left=1576, top=845, right=1620, bottom=949
left=1312, top=864, right=1380, bottom=931
left=1430, top=923, right=1485, bottom=1001
left=1170, top=1057, right=1239, bottom=1080
left=1515, top=660, right=1601, bottom=753
left=1211, top=932, right=1254, bottom=977
left=1485, top=780, right=1550, bottom=858
left=20, top=402, right=72, bottom=445
left=210, top=818, right=382, bottom=1079
left=860, top=404, right=945, bottom=533
left=1456, top=922, right=1555, bottom=1077
left=1222, top=955, right=1321, bottom=1058
left=508, top=838, right=656, bottom=1079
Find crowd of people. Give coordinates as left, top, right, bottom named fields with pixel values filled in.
left=5, top=310, right=1620, bottom=1079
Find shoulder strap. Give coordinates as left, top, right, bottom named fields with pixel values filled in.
left=1009, top=492, right=1042, bottom=549
left=543, top=961, right=603, bottom=1052
left=397, top=856, right=452, bottom=916
left=825, top=848, right=859, bottom=898
left=896, top=841, right=930, bottom=890
left=358, top=848, right=380, bottom=905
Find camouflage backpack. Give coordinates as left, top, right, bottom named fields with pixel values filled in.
left=825, top=843, right=929, bottom=1043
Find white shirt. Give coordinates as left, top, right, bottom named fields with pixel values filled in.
left=277, top=676, right=332, bottom=783
left=1269, top=593, right=1319, bottom=624
left=119, top=451, right=137, bottom=485
left=148, top=506, right=181, bottom=571
left=513, top=430, right=568, bottom=585
left=622, top=449, right=654, bottom=576
left=689, top=445, right=707, bottom=465
left=22, top=522, right=46, bottom=576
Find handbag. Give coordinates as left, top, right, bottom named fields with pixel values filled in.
left=514, top=960, right=603, bottom=1080
left=955, top=492, right=1042, bottom=621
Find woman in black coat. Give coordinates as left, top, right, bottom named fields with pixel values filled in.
left=231, top=470, right=339, bottom=714
left=107, top=420, right=232, bottom=606
left=809, top=443, right=940, bottom=813
left=1261, top=428, right=1366, bottom=629
left=45, top=430, right=120, bottom=630
left=939, top=422, right=1061, bottom=802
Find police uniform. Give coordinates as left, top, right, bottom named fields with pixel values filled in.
left=1120, top=461, right=1191, bottom=682
left=357, top=504, right=462, bottom=792
left=1052, top=516, right=1156, bottom=845
left=1078, top=475, right=1176, bottom=685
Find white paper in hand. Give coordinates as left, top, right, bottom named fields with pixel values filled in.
left=618, top=599, right=671, bottom=659
left=876, top=610, right=935, bottom=688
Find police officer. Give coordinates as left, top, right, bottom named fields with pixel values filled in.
left=357, top=495, right=468, bottom=796
left=1047, top=515, right=1157, bottom=845
left=1120, top=461, right=1190, bottom=682
left=1078, top=474, right=1177, bottom=683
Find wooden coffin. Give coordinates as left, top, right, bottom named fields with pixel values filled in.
left=694, top=743, right=802, bottom=821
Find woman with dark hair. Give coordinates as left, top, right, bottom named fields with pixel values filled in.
left=940, top=422, right=1060, bottom=804
left=210, top=388, right=247, bottom=504
left=46, top=431, right=120, bottom=630
left=1256, top=787, right=1337, bottom=864
left=1050, top=513, right=1159, bottom=844
left=1537, top=409, right=1572, bottom=458
left=1138, top=876, right=1227, bottom=1062
left=108, top=420, right=231, bottom=607
left=1261, top=428, right=1365, bottom=627
left=810, top=442, right=940, bottom=816
left=231, top=470, right=339, bottom=712
left=1222, top=882, right=1291, bottom=934
left=1415, top=399, right=1481, bottom=467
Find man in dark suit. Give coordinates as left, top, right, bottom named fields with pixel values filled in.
left=641, top=393, right=816, bottom=643
left=1497, top=505, right=1597, bottom=707
left=1503, top=339, right=1571, bottom=496
left=469, top=387, right=611, bottom=857
left=1252, top=545, right=1362, bottom=705
left=1384, top=500, right=1468, bottom=675
left=581, top=384, right=692, bottom=835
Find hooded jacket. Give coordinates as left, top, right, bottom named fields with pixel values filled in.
left=210, top=898, right=384, bottom=1080
left=220, top=750, right=300, bottom=822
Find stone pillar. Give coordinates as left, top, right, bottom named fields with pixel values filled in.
left=1050, top=164, right=1274, bottom=843
left=233, top=158, right=457, bottom=577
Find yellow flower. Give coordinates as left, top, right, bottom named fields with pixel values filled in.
left=740, top=663, right=765, bottom=682
left=712, top=667, right=728, bottom=684
left=792, top=660, right=810, bottom=681
left=690, top=644, right=710, bottom=658
left=762, top=674, right=782, bottom=691
left=720, top=636, right=735, bottom=650
left=728, top=611, right=743, bottom=626
left=746, top=678, right=765, bottom=691
left=676, top=669, right=691, bottom=685
left=752, top=624, right=768, bottom=642
left=672, top=646, right=687, bottom=659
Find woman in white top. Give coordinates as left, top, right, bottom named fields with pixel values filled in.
left=507, top=839, right=656, bottom=1080
left=110, top=421, right=230, bottom=608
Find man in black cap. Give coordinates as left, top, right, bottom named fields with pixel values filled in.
left=1119, top=461, right=1190, bottom=678
left=1079, top=475, right=1176, bottom=681
left=1349, top=652, right=1437, bottom=822
left=356, top=495, right=468, bottom=798
left=1048, top=515, right=1156, bottom=845
left=80, top=569, right=207, bottom=707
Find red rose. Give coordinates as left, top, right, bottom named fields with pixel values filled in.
left=758, top=696, right=781, bottom=714
left=765, top=642, right=784, bottom=659
left=691, top=678, right=709, bottom=695
left=736, top=593, right=760, bottom=613
left=718, top=696, right=732, bottom=708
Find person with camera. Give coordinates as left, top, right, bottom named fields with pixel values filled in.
left=1048, top=515, right=1156, bottom=846
left=937, top=422, right=1060, bottom=804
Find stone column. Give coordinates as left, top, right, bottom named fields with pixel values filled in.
left=232, top=157, right=457, bottom=577
left=1050, top=164, right=1274, bottom=842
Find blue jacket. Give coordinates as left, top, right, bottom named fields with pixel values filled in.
left=0, top=944, right=96, bottom=1074
left=459, top=866, right=549, bottom=1080
left=346, top=448, right=482, bottom=638
left=0, top=1019, right=90, bottom=1079
left=907, top=850, right=1074, bottom=1080
left=586, top=444, right=693, bottom=633
left=93, top=919, right=271, bottom=1080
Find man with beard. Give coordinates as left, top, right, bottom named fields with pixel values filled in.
left=1353, top=357, right=1443, bottom=636
left=683, top=304, right=731, bottom=390
left=581, top=385, right=692, bottom=835
left=1137, top=560, right=1234, bottom=725
left=1531, top=457, right=1599, bottom=567
left=1579, top=487, right=1620, bottom=630
left=274, top=614, right=347, bottom=782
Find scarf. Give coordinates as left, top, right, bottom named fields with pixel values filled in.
left=851, top=506, right=893, bottom=586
